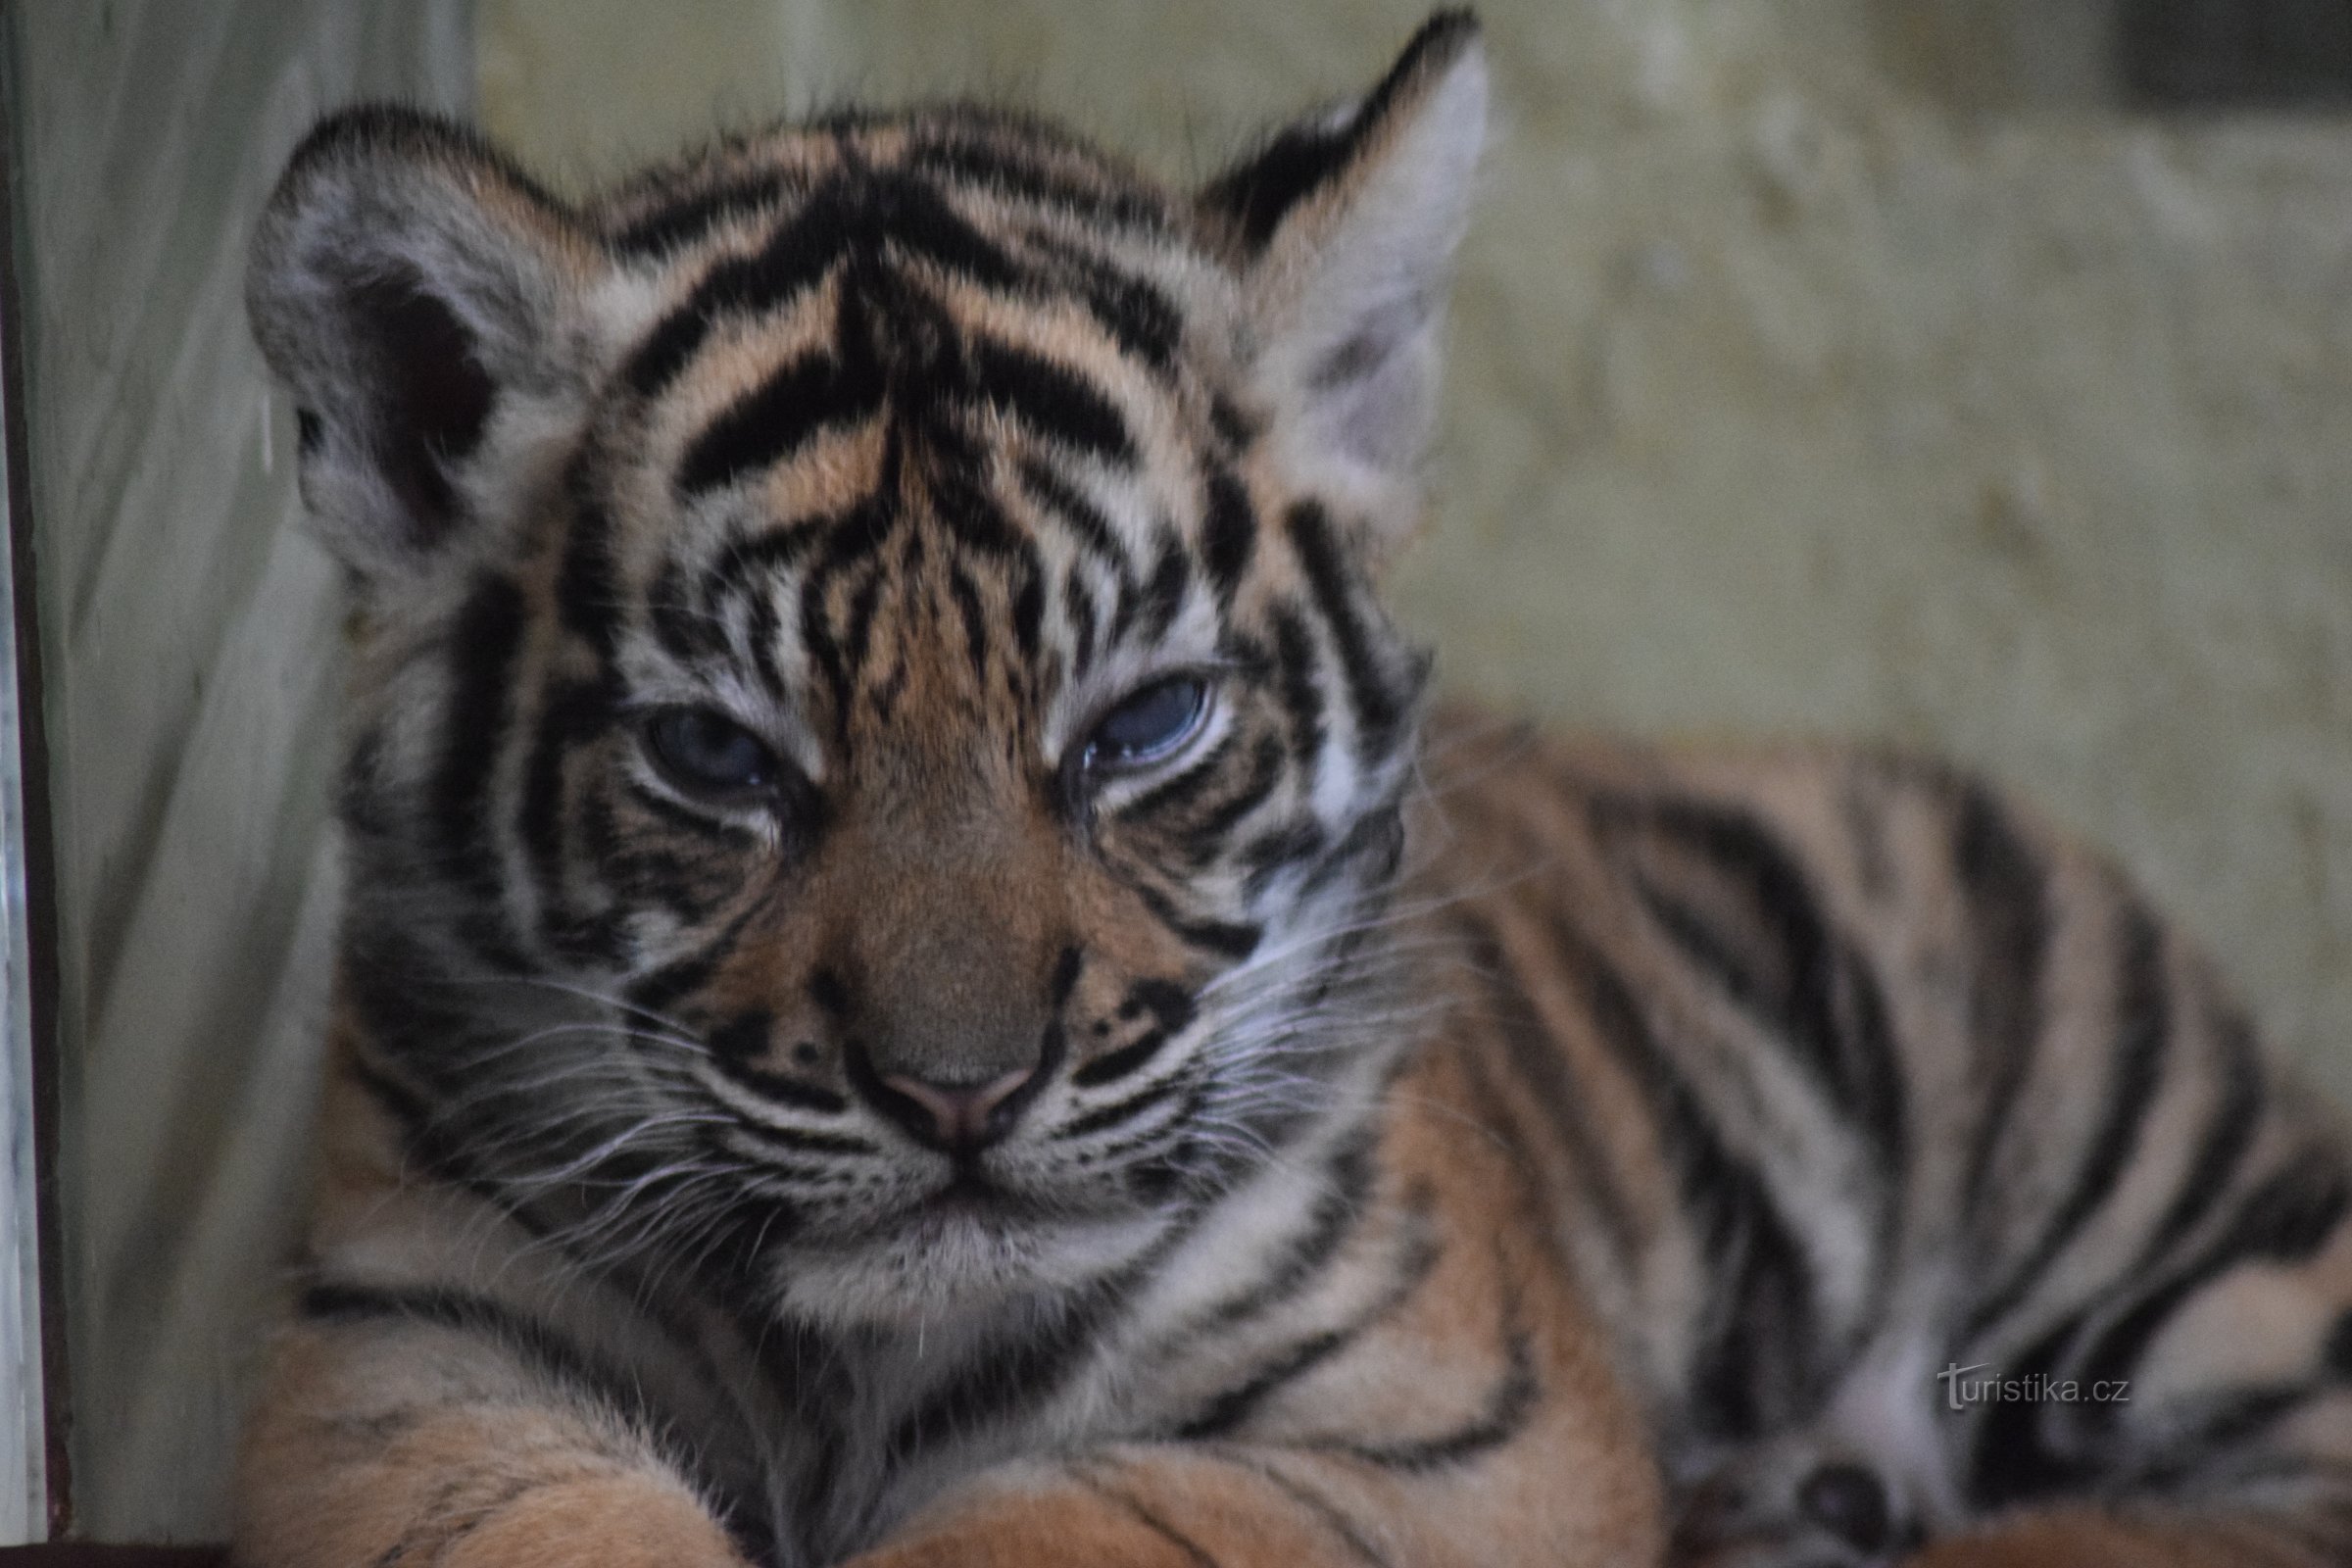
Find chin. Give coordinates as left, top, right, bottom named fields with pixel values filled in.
left=771, top=1198, right=1176, bottom=1331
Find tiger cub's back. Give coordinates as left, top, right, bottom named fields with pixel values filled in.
left=1419, top=713, right=2352, bottom=1560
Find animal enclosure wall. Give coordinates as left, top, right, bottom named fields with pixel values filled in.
left=3, top=0, right=471, bottom=1540
left=0, top=0, right=2350, bottom=1546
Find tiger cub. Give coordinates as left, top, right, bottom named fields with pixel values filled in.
left=235, top=12, right=2352, bottom=1567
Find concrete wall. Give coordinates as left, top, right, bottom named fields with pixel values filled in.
left=483, top=0, right=2352, bottom=1100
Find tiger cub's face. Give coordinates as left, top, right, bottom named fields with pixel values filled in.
left=250, top=16, right=1485, bottom=1326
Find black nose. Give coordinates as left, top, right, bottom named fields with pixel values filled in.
left=854, top=1053, right=1039, bottom=1152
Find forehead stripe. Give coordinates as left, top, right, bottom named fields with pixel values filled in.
left=612, top=172, right=795, bottom=258
left=906, top=136, right=1174, bottom=234
left=1202, top=470, right=1256, bottom=601
left=1016, top=456, right=1133, bottom=582
left=622, top=172, right=1024, bottom=401
left=621, top=186, right=852, bottom=397
left=676, top=344, right=884, bottom=497
left=969, top=337, right=1136, bottom=465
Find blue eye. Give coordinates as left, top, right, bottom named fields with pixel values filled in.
left=643, top=708, right=778, bottom=798
left=1085, top=677, right=1208, bottom=770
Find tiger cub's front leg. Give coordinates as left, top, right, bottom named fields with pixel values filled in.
left=237, top=1309, right=751, bottom=1568
left=235, top=1050, right=760, bottom=1568
left=850, top=1440, right=1654, bottom=1568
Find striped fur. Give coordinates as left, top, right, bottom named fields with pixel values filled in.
left=236, top=14, right=2352, bottom=1568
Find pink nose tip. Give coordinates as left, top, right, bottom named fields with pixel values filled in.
left=880, top=1066, right=1037, bottom=1151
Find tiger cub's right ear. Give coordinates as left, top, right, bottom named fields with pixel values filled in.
left=247, top=107, right=607, bottom=584
left=1199, top=12, right=1487, bottom=560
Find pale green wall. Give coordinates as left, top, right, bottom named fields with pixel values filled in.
left=485, top=0, right=2352, bottom=1103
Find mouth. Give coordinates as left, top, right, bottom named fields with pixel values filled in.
left=910, top=1162, right=1037, bottom=1226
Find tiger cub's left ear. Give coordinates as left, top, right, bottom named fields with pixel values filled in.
left=1200, top=11, right=1487, bottom=558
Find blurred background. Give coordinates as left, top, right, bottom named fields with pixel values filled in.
left=6, top=0, right=2352, bottom=1544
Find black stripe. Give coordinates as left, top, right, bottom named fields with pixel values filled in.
left=1061, top=1072, right=1189, bottom=1141
left=1202, top=470, right=1256, bottom=600
left=1133, top=882, right=1261, bottom=960
left=520, top=676, right=618, bottom=958
left=618, top=778, right=761, bottom=853
left=1267, top=607, right=1327, bottom=786
left=612, top=173, right=793, bottom=257
left=1012, top=568, right=1048, bottom=669
left=1210, top=394, right=1257, bottom=453
left=300, top=1281, right=679, bottom=1448
left=1965, top=1315, right=2082, bottom=1507
left=1182, top=734, right=1288, bottom=857
left=1317, top=1328, right=1540, bottom=1472
left=676, top=345, right=884, bottom=497
left=688, top=1191, right=805, bottom=1311
left=1063, top=568, right=1100, bottom=677
left=706, top=1043, right=851, bottom=1120
left=1069, top=257, right=1183, bottom=373
left=434, top=575, right=526, bottom=908
left=1183, top=1130, right=1378, bottom=1338
left=1051, top=945, right=1087, bottom=1005
left=699, top=519, right=825, bottom=628
left=863, top=168, right=1027, bottom=291
left=1077, top=1475, right=1220, bottom=1568
left=888, top=1281, right=1123, bottom=1457
left=1178, top=1218, right=1441, bottom=1440
left=556, top=458, right=624, bottom=660
left=710, top=1123, right=870, bottom=1170
left=1966, top=900, right=2171, bottom=1338
left=2078, top=1145, right=2352, bottom=1400
left=1953, top=782, right=2050, bottom=1220
left=1223, top=1457, right=1383, bottom=1568
left=1125, top=733, right=1240, bottom=821
left=1202, top=12, right=1478, bottom=251
left=1074, top=980, right=1198, bottom=1088
left=909, top=136, right=1173, bottom=234
left=2136, top=1001, right=2267, bottom=1269
left=1016, top=229, right=1186, bottom=371
left=624, top=900, right=761, bottom=1014
left=839, top=571, right=884, bottom=692
left=1018, top=455, right=1130, bottom=579
left=1287, top=503, right=1405, bottom=760
left=620, top=182, right=854, bottom=397
left=1217, top=1454, right=1390, bottom=1568
left=1594, top=796, right=1908, bottom=1176
left=1240, top=819, right=1326, bottom=898
left=648, top=557, right=722, bottom=663
left=1544, top=909, right=1819, bottom=1438
left=1134, top=527, right=1191, bottom=644
left=948, top=565, right=991, bottom=686
left=1203, top=114, right=1359, bottom=254
left=1072, top=1030, right=1169, bottom=1090
left=969, top=336, right=1134, bottom=463
left=706, top=1007, right=771, bottom=1061
left=1460, top=917, right=1641, bottom=1263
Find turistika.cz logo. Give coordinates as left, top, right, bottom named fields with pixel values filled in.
left=1938, top=1363, right=2131, bottom=1412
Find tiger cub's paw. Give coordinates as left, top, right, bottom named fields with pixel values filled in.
left=1671, top=1451, right=1923, bottom=1568
left=424, top=1473, right=752, bottom=1568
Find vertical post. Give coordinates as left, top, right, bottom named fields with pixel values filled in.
left=0, top=43, right=61, bottom=1543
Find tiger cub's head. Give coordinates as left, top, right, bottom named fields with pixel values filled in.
left=249, top=14, right=1486, bottom=1326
